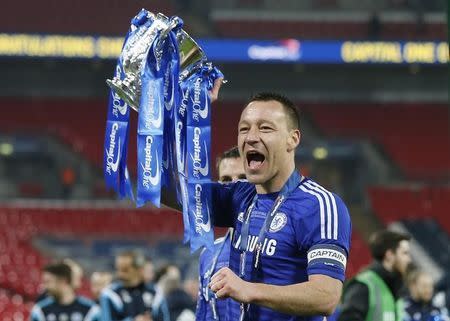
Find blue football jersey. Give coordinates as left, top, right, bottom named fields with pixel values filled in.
left=100, top=281, right=169, bottom=321
left=196, top=232, right=232, bottom=321
left=30, top=296, right=100, bottom=321
left=212, top=177, right=352, bottom=321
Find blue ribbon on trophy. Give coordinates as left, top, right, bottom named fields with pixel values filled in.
left=104, top=9, right=224, bottom=251
left=185, top=65, right=223, bottom=252
left=136, top=28, right=166, bottom=207
left=161, top=28, right=181, bottom=194
left=175, top=79, right=190, bottom=244
left=103, top=25, right=137, bottom=200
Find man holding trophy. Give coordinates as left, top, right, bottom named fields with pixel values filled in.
left=104, top=9, right=351, bottom=321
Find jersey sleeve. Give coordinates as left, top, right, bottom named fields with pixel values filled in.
left=295, top=190, right=351, bottom=282
left=152, top=298, right=170, bottom=321
left=100, top=288, right=133, bottom=321
left=30, top=305, right=45, bottom=321
left=211, top=180, right=253, bottom=227
left=85, top=305, right=102, bottom=321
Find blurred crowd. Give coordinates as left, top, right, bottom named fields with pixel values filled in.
left=32, top=252, right=199, bottom=321
left=31, top=243, right=449, bottom=321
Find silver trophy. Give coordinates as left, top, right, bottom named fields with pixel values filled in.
left=106, top=11, right=206, bottom=111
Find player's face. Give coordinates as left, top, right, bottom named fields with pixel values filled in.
left=238, top=100, right=299, bottom=190
left=90, top=272, right=111, bottom=299
left=42, top=272, right=62, bottom=299
left=392, top=240, right=411, bottom=276
left=143, top=261, right=154, bottom=283
left=71, top=264, right=83, bottom=290
left=115, top=256, right=141, bottom=286
left=414, top=274, right=434, bottom=303
left=218, top=157, right=246, bottom=182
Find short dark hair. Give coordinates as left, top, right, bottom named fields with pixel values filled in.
left=246, top=92, right=300, bottom=130
left=216, top=146, right=240, bottom=172
left=43, top=262, right=72, bottom=284
left=369, top=230, right=411, bottom=262
left=117, top=250, right=145, bottom=268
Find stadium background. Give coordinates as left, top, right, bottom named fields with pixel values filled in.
left=0, top=0, right=448, bottom=319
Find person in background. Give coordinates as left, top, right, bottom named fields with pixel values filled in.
left=338, top=229, right=412, bottom=321
left=100, top=250, right=170, bottom=321
left=35, top=258, right=84, bottom=302
left=216, top=146, right=247, bottom=183
left=31, top=262, right=100, bottom=321
left=404, top=269, right=445, bottom=321
left=156, top=264, right=196, bottom=321
left=90, top=271, right=112, bottom=303
left=63, top=258, right=84, bottom=291
left=183, top=278, right=199, bottom=303
left=433, top=275, right=450, bottom=321
left=143, top=259, right=155, bottom=284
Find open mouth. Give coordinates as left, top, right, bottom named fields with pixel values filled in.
left=246, top=150, right=266, bottom=170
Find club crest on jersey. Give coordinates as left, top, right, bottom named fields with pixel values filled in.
left=269, top=212, right=287, bottom=233
left=237, top=212, right=244, bottom=222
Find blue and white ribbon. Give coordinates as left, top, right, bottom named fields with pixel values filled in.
left=103, top=30, right=136, bottom=200
left=104, top=9, right=225, bottom=252
left=136, top=21, right=166, bottom=208
left=184, top=65, right=223, bottom=252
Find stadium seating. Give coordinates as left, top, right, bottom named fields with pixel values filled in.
left=0, top=207, right=182, bottom=297
left=347, top=231, right=372, bottom=278
left=214, top=19, right=446, bottom=40
left=368, top=185, right=450, bottom=233
left=3, top=100, right=447, bottom=181
left=0, top=99, right=242, bottom=178
left=0, top=288, right=32, bottom=321
left=0, top=0, right=174, bottom=35
left=0, top=98, right=122, bottom=170
left=402, top=218, right=450, bottom=269
left=212, top=101, right=449, bottom=181
left=302, top=103, right=450, bottom=180
left=2, top=0, right=445, bottom=40
left=0, top=206, right=184, bottom=319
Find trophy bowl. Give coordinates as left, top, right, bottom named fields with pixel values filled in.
left=106, top=11, right=206, bottom=112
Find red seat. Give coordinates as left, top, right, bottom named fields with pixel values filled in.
left=346, top=231, right=372, bottom=278
left=368, top=186, right=450, bottom=233
left=214, top=19, right=446, bottom=40
left=303, top=103, right=450, bottom=180
left=0, top=0, right=174, bottom=35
